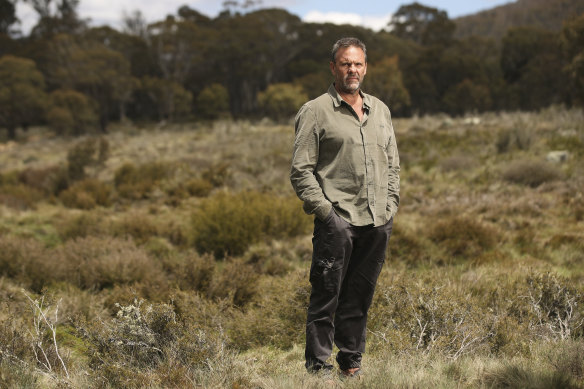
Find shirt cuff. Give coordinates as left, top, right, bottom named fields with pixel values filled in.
left=314, top=202, right=333, bottom=221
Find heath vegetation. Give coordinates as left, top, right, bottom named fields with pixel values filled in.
left=1, top=107, right=584, bottom=388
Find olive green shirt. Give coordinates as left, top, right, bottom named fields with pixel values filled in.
left=291, top=84, right=400, bottom=227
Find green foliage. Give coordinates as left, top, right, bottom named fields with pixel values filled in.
left=502, top=159, right=562, bottom=187
left=191, top=191, right=311, bottom=258
left=140, top=76, right=193, bottom=120
left=0, top=55, right=47, bottom=139
left=389, top=3, right=455, bottom=46
left=258, top=83, right=307, bottom=120
left=365, top=56, right=411, bottom=114
left=48, top=34, right=136, bottom=130
left=561, top=14, right=584, bottom=106
left=46, top=89, right=98, bottom=135
left=195, top=83, right=230, bottom=119
left=442, top=79, right=492, bottom=115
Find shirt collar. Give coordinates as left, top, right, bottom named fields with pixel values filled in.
left=328, top=83, right=372, bottom=110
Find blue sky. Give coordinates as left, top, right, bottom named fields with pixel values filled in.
left=16, top=0, right=515, bottom=34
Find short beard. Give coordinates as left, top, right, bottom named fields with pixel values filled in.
left=340, top=79, right=361, bottom=94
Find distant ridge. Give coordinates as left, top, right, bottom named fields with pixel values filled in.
left=454, top=0, right=584, bottom=40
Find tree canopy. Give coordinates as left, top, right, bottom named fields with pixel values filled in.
left=0, top=0, right=582, bottom=138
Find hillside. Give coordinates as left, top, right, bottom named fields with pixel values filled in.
left=454, top=0, right=584, bottom=40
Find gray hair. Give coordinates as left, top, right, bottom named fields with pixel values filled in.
left=331, top=37, right=367, bottom=63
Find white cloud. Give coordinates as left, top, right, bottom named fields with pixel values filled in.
left=303, top=10, right=391, bottom=31
left=15, top=0, right=213, bottom=34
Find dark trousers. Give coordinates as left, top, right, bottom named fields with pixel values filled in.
left=305, top=210, right=393, bottom=371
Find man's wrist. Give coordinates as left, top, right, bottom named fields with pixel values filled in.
left=315, top=202, right=333, bottom=221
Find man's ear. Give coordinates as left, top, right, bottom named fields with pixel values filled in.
left=329, top=61, right=335, bottom=75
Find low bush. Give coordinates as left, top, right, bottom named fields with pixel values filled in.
left=184, top=178, right=214, bottom=197
left=111, top=213, right=160, bottom=244
left=502, top=159, right=562, bottom=187
left=227, top=269, right=310, bottom=350
left=59, top=178, right=112, bottom=209
left=18, top=165, right=69, bottom=196
left=0, top=235, right=47, bottom=289
left=427, top=216, right=500, bottom=261
left=67, top=137, right=110, bottom=182
left=191, top=191, right=311, bottom=258
left=208, top=258, right=259, bottom=307
left=0, top=184, right=44, bottom=209
left=114, top=161, right=173, bottom=200
left=56, top=211, right=109, bottom=241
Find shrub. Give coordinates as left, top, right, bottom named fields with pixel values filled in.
left=227, top=269, right=310, bottom=350
left=46, top=89, right=98, bottom=136
left=0, top=235, right=47, bottom=288
left=191, top=191, right=311, bottom=258
left=387, top=223, right=431, bottom=266
left=184, top=178, right=214, bottom=197
left=502, top=159, right=562, bottom=187
left=195, top=83, right=230, bottom=119
left=18, top=165, right=69, bottom=196
left=51, top=237, right=164, bottom=291
left=0, top=184, right=44, bottom=209
left=427, top=216, right=500, bottom=260
left=179, top=253, right=215, bottom=293
left=496, top=127, right=534, bottom=153
left=201, top=162, right=231, bottom=188
left=258, top=83, right=307, bottom=120
left=56, top=211, right=108, bottom=241
left=114, top=161, right=173, bottom=199
left=59, top=178, right=112, bottom=209
left=522, top=272, right=584, bottom=340
left=111, top=213, right=160, bottom=244
left=207, top=258, right=259, bottom=307
left=67, top=137, right=110, bottom=181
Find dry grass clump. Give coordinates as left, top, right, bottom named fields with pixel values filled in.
left=495, top=127, right=534, bottom=153
left=191, top=190, right=311, bottom=258
left=502, top=158, right=562, bottom=187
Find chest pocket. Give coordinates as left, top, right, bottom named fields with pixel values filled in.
left=376, top=124, right=390, bottom=148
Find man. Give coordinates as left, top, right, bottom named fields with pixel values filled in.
left=290, top=37, right=400, bottom=377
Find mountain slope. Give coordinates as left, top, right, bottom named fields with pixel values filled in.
left=454, top=0, right=584, bottom=40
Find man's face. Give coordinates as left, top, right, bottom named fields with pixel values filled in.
left=330, top=46, right=367, bottom=94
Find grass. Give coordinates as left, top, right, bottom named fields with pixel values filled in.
left=0, top=107, right=583, bottom=387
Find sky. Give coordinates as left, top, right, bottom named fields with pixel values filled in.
left=15, top=0, right=515, bottom=35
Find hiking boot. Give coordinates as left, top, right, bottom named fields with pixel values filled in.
left=340, top=367, right=362, bottom=379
